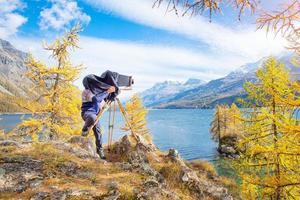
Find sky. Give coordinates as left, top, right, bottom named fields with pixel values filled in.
left=0, top=0, right=288, bottom=98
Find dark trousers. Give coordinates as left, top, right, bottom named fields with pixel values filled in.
left=81, top=111, right=102, bottom=151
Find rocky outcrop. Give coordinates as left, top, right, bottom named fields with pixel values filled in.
left=165, top=149, right=233, bottom=200
left=54, top=136, right=100, bottom=160
left=0, top=156, right=44, bottom=193
left=134, top=177, right=181, bottom=200
left=218, top=136, right=239, bottom=158
left=0, top=135, right=236, bottom=199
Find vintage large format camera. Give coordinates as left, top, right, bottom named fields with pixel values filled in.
left=116, top=74, right=134, bottom=88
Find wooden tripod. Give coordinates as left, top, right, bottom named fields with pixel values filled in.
left=87, top=97, right=139, bottom=150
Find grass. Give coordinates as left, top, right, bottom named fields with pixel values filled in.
left=0, top=137, right=238, bottom=199
left=0, top=141, right=146, bottom=199
left=188, top=160, right=217, bottom=177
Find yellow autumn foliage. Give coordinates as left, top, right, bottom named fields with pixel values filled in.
left=122, top=94, right=152, bottom=142
left=15, top=25, right=83, bottom=140
left=234, top=57, right=300, bottom=199
left=210, top=103, right=242, bottom=148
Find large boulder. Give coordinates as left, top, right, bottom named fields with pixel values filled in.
left=53, top=136, right=101, bottom=160
left=0, top=156, right=44, bottom=193
left=134, top=177, right=180, bottom=200
left=30, top=189, right=96, bottom=200
left=56, top=161, right=92, bottom=179
left=164, top=148, right=234, bottom=200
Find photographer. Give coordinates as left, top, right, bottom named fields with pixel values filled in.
left=81, top=86, right=116, bottom=159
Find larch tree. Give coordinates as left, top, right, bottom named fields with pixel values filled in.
left=228, top=103, right=242, bottom=137
left=234, top=57, right=300, bottom=199
left=210, top=105, right=224, bottom=149
left=122, top=94, right=152, bottom=143
left=211, top=104, right=242, bottom=149
left=15, top=25, right=83, bottom=140
left=210, top=105, right=229, bottom=147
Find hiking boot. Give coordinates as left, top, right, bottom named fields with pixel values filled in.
left=97, top=149, right=106, bottom=160
left=81, top=130, right=88, bottom=137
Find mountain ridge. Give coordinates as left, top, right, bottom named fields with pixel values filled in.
left=141, top=53, right=297, bottom=109
left=0, top=38, right=34, bottom=112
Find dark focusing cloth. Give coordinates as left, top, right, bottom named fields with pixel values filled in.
left=82, top=70, right=120, bottom=101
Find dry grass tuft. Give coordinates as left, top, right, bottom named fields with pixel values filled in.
left=188, top=160, right=217, bottom=177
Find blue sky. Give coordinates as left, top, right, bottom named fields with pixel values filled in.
left=0, top=0, right=287, bottom=97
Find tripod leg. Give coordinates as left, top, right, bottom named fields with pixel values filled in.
left=116, top=98, right=140, bottom=143
left=108, top=104, right=112, bottom=150
left=87, top=100, right=112, bottom=135
left=109, top=101, right=116, bottom=149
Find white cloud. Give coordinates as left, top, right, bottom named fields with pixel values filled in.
left=0, top=0, right=27, bottom=38
left=39, top=0, right=91, bottom=30
left=9, top=35, right=251, bottom=99
left=83, top=0, right=286, bottom=60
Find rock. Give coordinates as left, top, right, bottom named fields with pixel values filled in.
left=143, top=177, right=159, bottom=188
left=219, top=145, right=237, bottom=156
left=0, top=140, right=22, bottom=147
left=137, top=162, right=157, bottom=176
left=128, top=150, right=149, bottom=165
left=179, top=167, right=233, bottom=200
left=53, top=141, right=98, bottom=160
left=0, top=156, right=44, bottom=193
left=167, top=148, right=179, bottom=160
left=231, top=154, right=240, bottom=159
left=112, top=135, right=132, bottom=155
left=0, top=168, right=5, bottom=179
left=220, top=135, right=238, bottom=147
left=29, top=178, right=43, bottom=188
left=51, top=189, right=95, bottom=200
left=68, top=189, right=96, bottom=197
left=49, top=185, right=59, bottom=190
left=103, top=190, right=121, bottom=200
left=106, top=181, right=119, bottom=191
left=136, top=186, right=181, bottom=200
left=30, top=192, right=50, bottom=200
left=118, top=162, right=133, bottom=171
left=51, top=190, right=68, bottom=200
left=68, top=136, right=98, bottom=157
left=136, top=135, right=157, bottom=152
left=181, top=169, right=199, bottom=183
left=57, top=161, right=92, bottom=179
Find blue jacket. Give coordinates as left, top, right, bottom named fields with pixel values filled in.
left=81, top=89, right=109, bottom=114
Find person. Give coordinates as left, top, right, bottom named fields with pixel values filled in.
left=81, top=86, right=116, bottom=159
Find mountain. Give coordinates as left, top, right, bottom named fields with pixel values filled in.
left=0, top=39, right=34, bottom=112
left=140, top=78, right=205, bottom=107
left=141, top=54, right=298, bottom=109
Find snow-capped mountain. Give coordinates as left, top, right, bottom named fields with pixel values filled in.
left=140, top=79, right=205, bottom=107
left=141, top=53, right=297, bottom=108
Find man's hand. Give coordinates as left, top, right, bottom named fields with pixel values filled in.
left=107, top=86, right=116, bottom=94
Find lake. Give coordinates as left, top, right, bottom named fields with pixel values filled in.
left=0, top=109, right=218, bottom=161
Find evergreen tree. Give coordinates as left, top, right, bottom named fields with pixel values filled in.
left=234, top=57, right=300, bottom=199
left=15, top=25, right=83, bottom=139
left=122, top=95, right=152, bottom=143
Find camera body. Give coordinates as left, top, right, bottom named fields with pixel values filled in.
left=117, top=74, right=134, bottom=88
left=83, top=71, right=133, bottom=101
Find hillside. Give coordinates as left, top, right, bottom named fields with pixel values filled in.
left=0, top=39, right=34, bottom=112
left=141, top=79, right=205, bottom=107
left=141, top=54, right=297, bottom=108
left=0, top=134, right=237, bottom=199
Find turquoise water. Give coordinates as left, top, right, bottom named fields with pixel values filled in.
left=0, top=109, right=218, bottom=161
